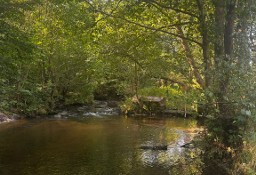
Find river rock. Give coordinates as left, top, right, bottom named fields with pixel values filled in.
left=0, top=112, right=15, bottom=123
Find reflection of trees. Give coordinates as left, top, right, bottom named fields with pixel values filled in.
left=0, top=117, right=202, bottom=175
left=137, top=119, right=202, bottom=174
left=138, top=130, right=192, bottom=168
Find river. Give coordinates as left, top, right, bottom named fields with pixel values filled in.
left=0, top=116, right=201, bottom=175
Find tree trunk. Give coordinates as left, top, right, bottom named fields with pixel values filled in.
left=212, top=0, right=236, bottom=115
left=134, top=61, right=139, bottom=99
left=203, top=1, right=241, bottom=174
left=196, top=0, right=211, bottom=88
left=176, top=25, right=205, bottom=88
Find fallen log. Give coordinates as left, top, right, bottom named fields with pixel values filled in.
left=139, top=145, right=168, bottom=150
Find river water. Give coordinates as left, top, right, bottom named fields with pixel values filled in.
left=0, top=116, right=200, bottom=175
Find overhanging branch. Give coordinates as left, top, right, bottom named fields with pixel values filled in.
left=149, top=0, right=199, bottom=19
left=100, top=10, right=202, bottom=46
left=84, top=0, right=202, bottom=46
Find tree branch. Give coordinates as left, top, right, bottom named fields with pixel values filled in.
left=99, top=10, right=202, bottom=46
left=176, top=23, right=205, bottom=88
left=84, top=0, right=202, bottom=46
left=149, top=0, right=199, bottom=19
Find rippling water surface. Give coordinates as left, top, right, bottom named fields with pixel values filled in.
left=0, top=116, right=198, bottom=175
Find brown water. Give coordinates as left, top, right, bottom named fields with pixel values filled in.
left=0, top=116, right=198, bottom=175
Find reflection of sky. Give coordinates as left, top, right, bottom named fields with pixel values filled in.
left=139, top=129, right=193, bottom=168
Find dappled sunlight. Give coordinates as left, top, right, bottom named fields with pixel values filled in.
left=1, top=1, right=255, bottom=174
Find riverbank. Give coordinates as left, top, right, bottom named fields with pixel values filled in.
left=0, top=112, right=22, bottom=124
left=0, top=99, right=198, bottom=123
left=0, top=112, right=13, bottom=123
left=52, top=100, right=199, bottom=119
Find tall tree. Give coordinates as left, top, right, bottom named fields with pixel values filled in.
left=84, top=0, right=255, bottom=173
left=0, top=0, right=36, bottom=112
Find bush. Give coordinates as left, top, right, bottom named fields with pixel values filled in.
left=121, top=85, right=201, bottom=114
left=138, top=85, right=200, bottom=111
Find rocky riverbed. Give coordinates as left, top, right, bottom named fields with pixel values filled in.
left=53, top=100, right=121, bottom=119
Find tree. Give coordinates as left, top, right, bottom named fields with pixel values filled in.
left=0, top=0, right=36, bottom=113
left=84, top=0, right=256, bottom=173
left=25, top=0, right=102, bottom=109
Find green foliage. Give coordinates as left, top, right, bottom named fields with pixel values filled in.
left=120, top=97, right=136, bottom=114
left=200, top=63, right=256, bottom=174
left=0, top=2, right=256, bottom=174
left=0, top=0, right=100, bottom=115
left=120, top=85, right=201, bottom=114
left=230, top=67, right=256, bottom=175
left=0, top=0, right=37, bottom=115
left=139, top=85, right=200, bottom=111
left=0, top=0, right=255, bottom=174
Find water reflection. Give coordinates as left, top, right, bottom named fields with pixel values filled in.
left=0, top=117, right=201, bottom=175
left=138, top=129, right=196, bottom=169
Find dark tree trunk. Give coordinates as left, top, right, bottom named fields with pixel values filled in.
left=203, top=1, right=243, bottom=174
left=213, top=0, right=236, bottom=116
left=196, top=0, right=211, bottom=88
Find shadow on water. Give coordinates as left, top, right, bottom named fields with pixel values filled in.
left=0, top=116, right=203, bottom=175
